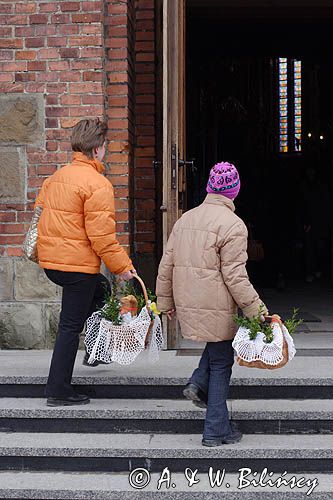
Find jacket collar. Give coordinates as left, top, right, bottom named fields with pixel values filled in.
left=72, top=152, right=105, bottom=174
left=203, top=193, right=235, bottom=212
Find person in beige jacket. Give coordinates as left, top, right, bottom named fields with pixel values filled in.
left=156, top=162, right=268, bottom=447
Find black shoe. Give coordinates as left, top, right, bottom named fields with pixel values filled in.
left=82, top=353, right=111, bottom=367
left=47, top=393, right=90, bottom=407
left=183, top=383, right=207, bottom=409
left=202, top=430, right=243, bottom=447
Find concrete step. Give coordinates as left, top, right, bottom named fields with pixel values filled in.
left=0, top=471, right=331, bottom=499
left=0, top=398, right=332, bottom=434
left=0, top=432, right=332, bottom=473
left=0, top=351, right=332, bottom=399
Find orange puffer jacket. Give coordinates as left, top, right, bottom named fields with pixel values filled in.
left=34, top=152, right=133, bottom=275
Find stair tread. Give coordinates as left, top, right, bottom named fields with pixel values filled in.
left=0, top=398, right=332, bottom=420
left=0, top=471, right=331, bottom=497
left=0, top=433, right=332, bottom=458
left=0, top=350, right=332, bottom=386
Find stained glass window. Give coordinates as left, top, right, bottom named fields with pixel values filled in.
left=278, top=58, right=302, bottom=153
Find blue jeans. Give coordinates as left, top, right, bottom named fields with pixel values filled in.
left=189, top=340, right=234, bottom=439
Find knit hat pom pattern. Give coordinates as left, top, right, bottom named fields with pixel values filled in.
left=206, top=161, right=240, bottom=199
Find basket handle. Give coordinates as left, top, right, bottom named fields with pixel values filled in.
left=132, top=274, right=150, bottom=311
left=264, top=314, right=283, bottom=326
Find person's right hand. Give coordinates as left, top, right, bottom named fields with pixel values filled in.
left=118, top=269, right=136, bottom=282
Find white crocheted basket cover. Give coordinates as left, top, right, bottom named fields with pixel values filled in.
left=232, top=322, right=296, bottom=366
left=84, top=306, right=164, bottom=366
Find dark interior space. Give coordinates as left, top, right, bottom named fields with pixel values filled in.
left=186, top=2, right=333, bottom=290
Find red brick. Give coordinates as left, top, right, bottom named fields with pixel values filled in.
left=82, top=94, right=104, bottom=105
left=49, top=60, right=70, bottom=71
left=60, top=94, right=81, bottom=105
left=105, top=15, right=127, bottom=26
left=109, top=72, right=129, bottom=84
left=0, top=61, right=26, bottom=72
left=39, top=2, right=60, bottom=13
left=51, top=13, right=71, bottom=24
left=0, top=223, right=25, bottom=234
left=136, top=0, right=154, bottom=8
left=6, top=247, right=24, bottom=257
left=25, top=82, right=46, bottom=92
left=69, top=35, right=102, bottom=47
left=4, top=15, right=29, bottom=25
left=59, top=71, right=81, bottom=82
left=107, top=4, right=127, bottom=15
left=69, top=105, right=103, bottom=117
left=25, top=37, right=45, bottom=48
left=16, top=50, right=36, bottom=60
left=30, top=14, right=49, bottom=24
left=15, top=72, right=36, bottom=82
left=107, top=37, right=128, bottom=49
left=60, top=117, right=81, bottom=128
left=136, top=242, right=154, bottom=253
left=0, top=50, right=13, bottom=61
left=136, top=20, right=154, bottom=30
left=46, top=95, right=59, bottom=105
left=38, top=48, right=59, bottom=59
left=0, top=73, right=14, bottom=83
left=0, top=212, right=16, bottom=223
left=82, top=1, right=102, bottom=11
left=46, top=83, right=67, bottom=93
left=108, top=108, right=128, bottom=119
left=109, top=164, right=130, bottom=175
left=37, top=165, right=57, bottom=175
left=80, top=47, right=103, bottom=58
left=61, top=2, right=80, bottom=12
left=36, top=72, right=58, bottom=82
left=35, top=25, right=57, bottom=36
left=27, top=61, right=46, bottom=71
left=15, top=26, right=35, bottom=37
left=0, top=27, right=12, bottom=37
left=17, top=211, right=34, bottom=222
left=72, top=13, right=101, bottom=23
left=0, top=235, right=24, bottom=245
left=59, top=48, right=79, bottom=59
left=46, top=107, right=70, bottom=117
left=136, top=31, right=154, bottom=41
left=107, top=26, right=127, bottom=37
left=58, top=25, right=80, bottom=35
left=69, top=82, right=102, bottom=93
left=46, top=141, right=58, bottom=152
left=0, top=3, right=13, bottom=14
left=136, top=53, right=154, bottom=62
left=71, top=59, right=101, bottom=70
left=107, top=84, right=127, bottom=96
left=0, top=39, right=23, bottom=49
left=83, top=71, right=102, bottom=81
left=108, top=119, right=129, bottom=130
left=80, top=24, right=102, bottom=35
left=47, top=37, right=67, bottom=48
left=15, top=3, right=36, bottom=13
left=108, top=48, right=128, bottom=60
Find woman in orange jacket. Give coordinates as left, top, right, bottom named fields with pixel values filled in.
left=35, top=118, right=135, bottom=406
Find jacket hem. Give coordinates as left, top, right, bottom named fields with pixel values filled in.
left=39, top=262, right=100, bottom=274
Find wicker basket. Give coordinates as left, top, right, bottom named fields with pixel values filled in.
left=84, top=274, right=163, bottom=366
left=234, top=315, right=294, bottom=370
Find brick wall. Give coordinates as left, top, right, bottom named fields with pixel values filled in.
left=0, top=0, right=105, bottom=258
left=0, top=0, right=158, bottom=348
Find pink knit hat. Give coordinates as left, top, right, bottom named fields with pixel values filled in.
left=206, top=161, right=240, bottom=199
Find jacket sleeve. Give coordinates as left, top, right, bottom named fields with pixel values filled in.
left=156, top=229, right=175, bottom=312
left=34, top=177, right=51, bottom=209
left=84, top=183, right=133, bottom=275
left=219, top=222, right=268, bottom=318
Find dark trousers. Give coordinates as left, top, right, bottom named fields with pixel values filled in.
left=189, top=340, right=234, bottom=439
left=44, top=269, right=110, bottom=398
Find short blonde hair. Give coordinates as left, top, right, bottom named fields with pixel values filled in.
left=71, top=118, right=107, bottom=158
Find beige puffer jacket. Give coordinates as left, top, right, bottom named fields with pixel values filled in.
left=156, top=194, right=268, bottom=343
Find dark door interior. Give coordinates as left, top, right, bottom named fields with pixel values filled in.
left=186, top=1, right=333, bottom=289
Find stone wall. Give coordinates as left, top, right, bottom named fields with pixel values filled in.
left=0, top=0, right=158, bottom=347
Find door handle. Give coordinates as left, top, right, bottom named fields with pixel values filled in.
left=178, top=159, right=197, bottom=173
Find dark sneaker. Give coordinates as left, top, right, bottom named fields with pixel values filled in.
left=183, top=383, right=207, bottom=409
left=202, top=430, right=243, bottom=447
left=82, top=353, right=111, bottom=367
left=47, top=393, right=90, bottom=407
